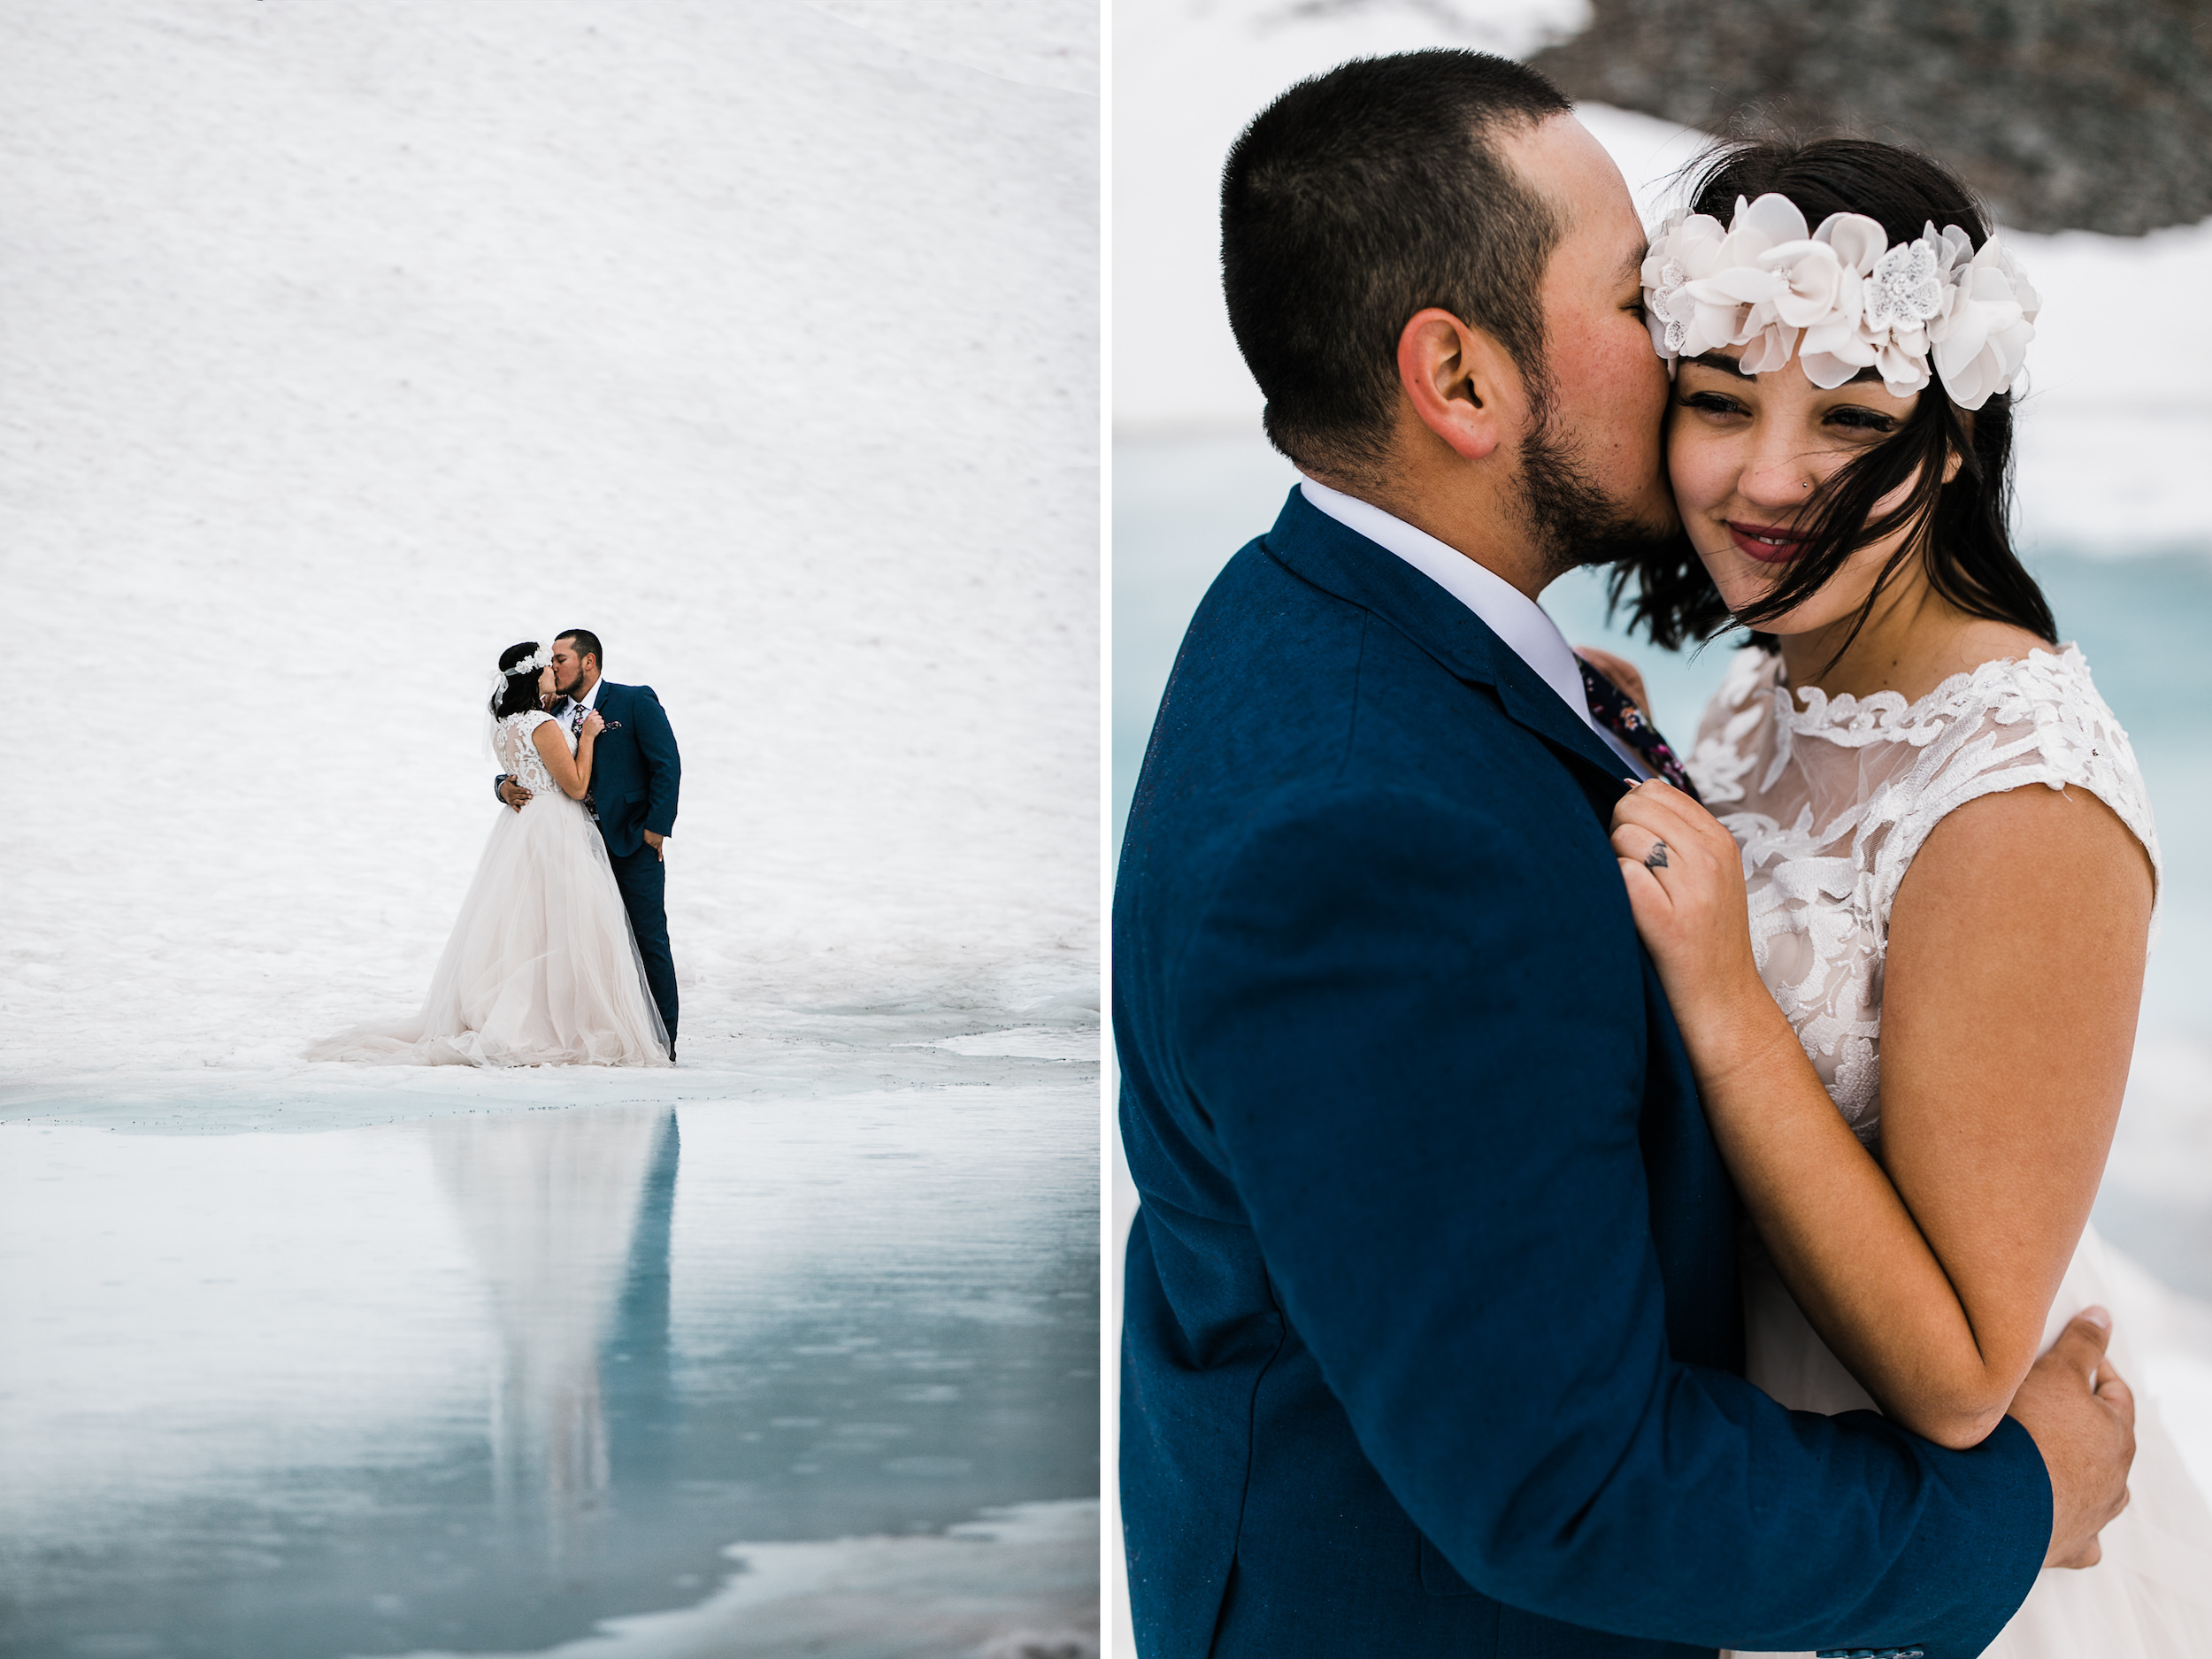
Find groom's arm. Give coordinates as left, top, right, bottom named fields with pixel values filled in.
left=632, top=689, right=680, bottom=839
left=1172, top=785, right=2049, bottom=1659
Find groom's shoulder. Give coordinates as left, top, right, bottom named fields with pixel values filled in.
left=1164, top=534, right=1512, bottom=792
left=1128, top=549, right=1527, bottom=898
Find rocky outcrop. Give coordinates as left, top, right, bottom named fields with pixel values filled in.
left=1525, top=0, right=2212, bottom=234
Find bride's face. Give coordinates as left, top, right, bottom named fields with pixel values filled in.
left=1666, top=349, right=1950, bottom=635
left=536, top=665, right=557, bottom=706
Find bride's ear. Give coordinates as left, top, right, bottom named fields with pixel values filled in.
left=1396, top=308, right=1532, bottom=464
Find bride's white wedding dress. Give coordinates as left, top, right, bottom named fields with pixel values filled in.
left=309, top=710, right=670, bottom=1068
left=1686, top=645, right=2212, bottom=1657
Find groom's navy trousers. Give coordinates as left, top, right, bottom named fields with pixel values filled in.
left=588, top=680, right=680, bottom=1041
left=1114, top=488, right=2049, bottom=1659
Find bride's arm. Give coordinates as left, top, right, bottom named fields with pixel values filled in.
left=529, top=715, right=601, bottom=800
left=1611, top=778, right=2151, bottom=1449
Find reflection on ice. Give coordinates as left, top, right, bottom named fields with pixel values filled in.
left=0, top=1082, right=1096, bottom=1658
left=431, top=1108, right=678, bottom=1567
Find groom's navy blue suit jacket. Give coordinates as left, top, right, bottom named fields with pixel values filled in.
left=581, top=681, right=680, bottom=858
left=1115, top=488, right=2049, bottom=1659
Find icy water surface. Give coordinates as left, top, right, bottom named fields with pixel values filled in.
left=0, top=1075, right=1098, bottom=1658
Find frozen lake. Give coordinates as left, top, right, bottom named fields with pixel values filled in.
left=0, top=1050, right=1099, bottom=1659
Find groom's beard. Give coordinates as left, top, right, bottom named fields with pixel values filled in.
left=1514, top=399, right=1680, bottom=588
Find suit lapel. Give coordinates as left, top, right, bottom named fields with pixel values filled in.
left=1260, top=488, right=1633, bottom=794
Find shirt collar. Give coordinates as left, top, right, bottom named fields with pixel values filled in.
left=1297, top=477, right=1641, bottom=771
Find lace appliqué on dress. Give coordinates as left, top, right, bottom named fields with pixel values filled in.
left=496, top=711, right=565, bottom=798
left=1685, top=645, right=2161, bottom=1148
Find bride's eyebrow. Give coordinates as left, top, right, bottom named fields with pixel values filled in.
left=1685, top=351, right=1752, bottom=378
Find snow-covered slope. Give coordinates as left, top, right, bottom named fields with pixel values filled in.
left=1, top=0, right=1100, bottom=1094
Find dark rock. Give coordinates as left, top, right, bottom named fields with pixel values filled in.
left=1524, top=0, right=2212, bottom=234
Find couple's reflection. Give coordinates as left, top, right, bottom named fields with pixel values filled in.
left=430, top=1106, right=680, bottom=1568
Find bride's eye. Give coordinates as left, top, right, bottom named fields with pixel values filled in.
left=1827, top=406, right=1897, bottom=434
left=1676, top=391, right=1745, bottom=418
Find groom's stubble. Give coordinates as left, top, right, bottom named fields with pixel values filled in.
left=1513, top=365, right=1684, bottom=590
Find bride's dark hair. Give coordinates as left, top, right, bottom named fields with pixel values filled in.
left=1608, top=135, right=2055, bottom=657
left=488, top=641, right=546, bottom=719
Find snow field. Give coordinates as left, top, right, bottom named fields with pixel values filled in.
left=1, top=0, right=1101, bottom=1092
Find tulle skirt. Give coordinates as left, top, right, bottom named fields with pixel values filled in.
left=1728, top=1224, right=2212, bottom=1657
left=309, top=793, right=670, bottom=1068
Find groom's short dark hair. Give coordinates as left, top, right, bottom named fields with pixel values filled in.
left=1222, top=51, right=1572, bottom=483
left=557, top=628, right=603, bottom=669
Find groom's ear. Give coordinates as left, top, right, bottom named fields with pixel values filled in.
left=1395, top=308, right=1532, bottom=464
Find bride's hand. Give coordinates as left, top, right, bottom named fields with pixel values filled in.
left=579, top=710, right=605, bottom=739
left=1609, top=780, right=1763, bottom=1027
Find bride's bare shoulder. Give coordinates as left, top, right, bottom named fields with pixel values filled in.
left=1950, top=617, right=2055, bottom=677
left=1895, top=761, right=2155, bottom=936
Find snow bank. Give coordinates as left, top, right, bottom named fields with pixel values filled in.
left=387, top=1500, right=1099, bottom=1659
left=1, top=0, right=1099, bottom=1095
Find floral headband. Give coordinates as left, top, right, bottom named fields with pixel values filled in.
left=1640, top=193, right=2039, bottom=411
left=488, top=646, right=551, bottom=700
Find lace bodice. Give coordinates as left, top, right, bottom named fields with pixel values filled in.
left=1686, top=645, right=2160, bottom=1148
left=495, top=711, right=570, bottom=798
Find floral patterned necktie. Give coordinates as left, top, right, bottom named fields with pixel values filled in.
left=1577, top=658, right=1701, bottom=801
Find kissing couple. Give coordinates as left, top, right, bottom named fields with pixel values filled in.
left=1116, top=50, right=2212, bottom=1658
left=311, top=628, right=680, bottom=1069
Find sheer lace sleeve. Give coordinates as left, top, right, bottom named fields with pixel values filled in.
left=1809, top=649, right=2160, bottom=943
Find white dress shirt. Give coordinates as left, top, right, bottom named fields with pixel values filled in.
left=1298, top=477, right=1651, bottom=778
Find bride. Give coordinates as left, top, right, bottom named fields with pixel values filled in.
left=309, top=641, right=671, bottom=1068
left=1601, top=137, right=2212, bottom=1654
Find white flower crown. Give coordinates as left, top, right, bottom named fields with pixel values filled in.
left=488, top=646, right=551, bottom=701
left=1640, top=193, right=2039, bottom=411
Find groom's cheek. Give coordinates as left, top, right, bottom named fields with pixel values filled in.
left=1540, top=298, right=1673, bottom=517
left=1588, top=334, right=1671, bottom=488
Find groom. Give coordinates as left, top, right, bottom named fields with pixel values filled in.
left=1116, top=51, right=2134, bottom=1659
left=497, top=629, right=682, bottom=1054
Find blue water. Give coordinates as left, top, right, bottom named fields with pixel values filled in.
left=0, top=1078, right=1098, bottom=1657
left=1112, top=433, right=2212, bottom=1294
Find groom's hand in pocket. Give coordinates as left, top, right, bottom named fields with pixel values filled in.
left=643, top=830, right=664, bottom=860
left=2008, top=1306, right=2135, bottom=1568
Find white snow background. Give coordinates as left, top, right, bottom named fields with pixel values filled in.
left=0, top=0, right=1100, bottom=1110
left=1111, top=1, right=2212, bottom=1651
